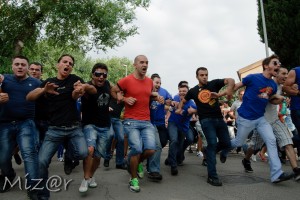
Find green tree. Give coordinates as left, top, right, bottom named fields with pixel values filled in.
left=95, top=57, right=133, bottom=84
left=22, top=40, right=133, bottom=83
left=0, top=0, right=150, bottom=72
left=257, top=0, right=300, bottom=68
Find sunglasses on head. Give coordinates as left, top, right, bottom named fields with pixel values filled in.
left=273, top=61, right=281, bottom=66
left=94, top=72, right=107, bottom=78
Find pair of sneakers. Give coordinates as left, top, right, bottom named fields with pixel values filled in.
left=125, top=159, right=144, bottom=178
left=128, top=163, right=144, bottom=193
left=79, top=177, right=97, bottom=193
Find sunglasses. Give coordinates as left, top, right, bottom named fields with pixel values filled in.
left=273, top=61, right=281, bottom=66
left=94, top=72, right=107, bottom=78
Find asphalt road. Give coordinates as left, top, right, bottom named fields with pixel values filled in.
left=2, top=147, right=300, bottom=200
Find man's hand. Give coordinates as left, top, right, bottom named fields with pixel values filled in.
left=187, top=106, right=197, bottom=115
left=156, top=95, right=164, bottom=104
left=210, top=92, right=219, bottom=99
left=175, top=108, right=183, bottom=115
left=124, top=97, right=137, bottom=106
left=73, top=80, right=85, bottom=97
left=44, top=82, right=59, bottom=95
left=0, top=93, right=9, bottom=103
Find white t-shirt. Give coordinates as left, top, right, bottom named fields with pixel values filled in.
left=231, top=100, right=242, bottom=119
left=264, top=83, right=281, bottom=123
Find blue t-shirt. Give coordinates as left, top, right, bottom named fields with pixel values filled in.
left=290, top=66, right=300, bottom=110
left=238, top=73, right=277, bottom=120
left=168, top=97, right=196, bottom=132
left=0, top=74, right=41, bottom=122
left=150, top=87, right=172, bottom=126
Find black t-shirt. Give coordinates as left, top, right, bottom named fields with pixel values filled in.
left=81, top=80, right=111, bottom=127
left=109, top=97, right=124, bottom=119
left=185, top=79, right=225, bottom=120
left=42, top=74, right=83, bottom=126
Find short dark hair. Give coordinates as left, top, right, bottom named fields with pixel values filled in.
left=151, top=73, right=160, bottom=80
left=262, top=54, right=279, bottom=70
left=178, top=80, right=188, bottom=88
left=91, top=63, right=108, bottom=73
left=57, top=54, right=75, bottom=65
left=179, top=84, right=189, bottom=90
left=12, top=55, right=29, bottom=64
left=29, top=62, right=43, bottom=72
left=196, top=67, right=208, bottom=76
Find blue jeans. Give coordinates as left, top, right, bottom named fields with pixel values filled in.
left=84, top=124, right=109, bottom=158
left=200, top=118, right=231, bottom=179
left=147, top=126, right=162, bottom=173
left=38, top=125, right=88, bottom=198
left=291, top=109, right=300, bottom=133
left=123, top=119, right=156, bottom=158
left=109, top=118, right=125, bottom=165
left=0, top=120, right=39, bottom=188
left=156, top=124, right=169, bottom=148
left=105, top=126, right=114, bottom=160
left=167, top=121, right=186, bottom=167
left=178, top=127, right=194, bottom=163
left=231, top=116, right=282, bottom=182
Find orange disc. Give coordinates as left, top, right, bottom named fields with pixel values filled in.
left=198, top=89, right=211, bottom=103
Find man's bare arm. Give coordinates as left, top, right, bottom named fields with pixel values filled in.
left=283, top=69, right=298, bottom=96
left=27, top=82, right=59, bottom=101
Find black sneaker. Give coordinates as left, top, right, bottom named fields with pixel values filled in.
left=273, top=172, right=294, bottom=183
left=72, top=160, right=80, bottom=169
left=104, top=159, right=110, bottom=167
left=207, top=177, right=222, bottom=186
left=236, top=147, right=241, bottom=154
left=171, top=167, right=178, bottom=176
left=27, top=190, right=38, bottom=200
left=202, top=159, right=207, bottom=166
left=164, top=158, right=170, bottom=166
left=147, top=172, right=163, bottom=181
left=242, top=158, right=253, bottom=173
left=220, top=154, right=227, bottom=163
left=293, top=167, right=300, bottom=181
left=0, top=171, right=16, bottom=193
left=64, top=160, right=73, bottom=175
left=116, top=164, right=127, bottom=170
left=14, top=153, right=22, bottom=165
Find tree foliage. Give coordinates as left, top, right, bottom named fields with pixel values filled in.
left=22, top=40, right=133, bottom=83
left=257, top=0, right=300, bottom=68
left=0, top=0, right=150, bottom=71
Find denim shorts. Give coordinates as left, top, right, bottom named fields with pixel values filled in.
left=123, top=119, right=156, bottom=155
left=83, top=124, right=110, bottom=158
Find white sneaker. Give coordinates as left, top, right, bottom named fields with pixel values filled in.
left=79, top=179, right=88, bottom=193
left=88, top=177, right=97, bottom=188
left=58, top=157, right=64, bottom=162
left=264, top=153, right=268, bottom=157
left=251, top=155, right=257, bottom=162
left=196, top=151, right=203, bottom=159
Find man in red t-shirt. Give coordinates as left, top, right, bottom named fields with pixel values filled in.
left=111, top=55, right=164, bottom=193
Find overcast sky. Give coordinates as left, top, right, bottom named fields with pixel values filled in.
left=91, top=0, right=271, bottom=96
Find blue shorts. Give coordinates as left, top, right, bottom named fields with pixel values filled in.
left=83, top=124, right=110, bottom=158
left=123, top=119, right=156, bottom=156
